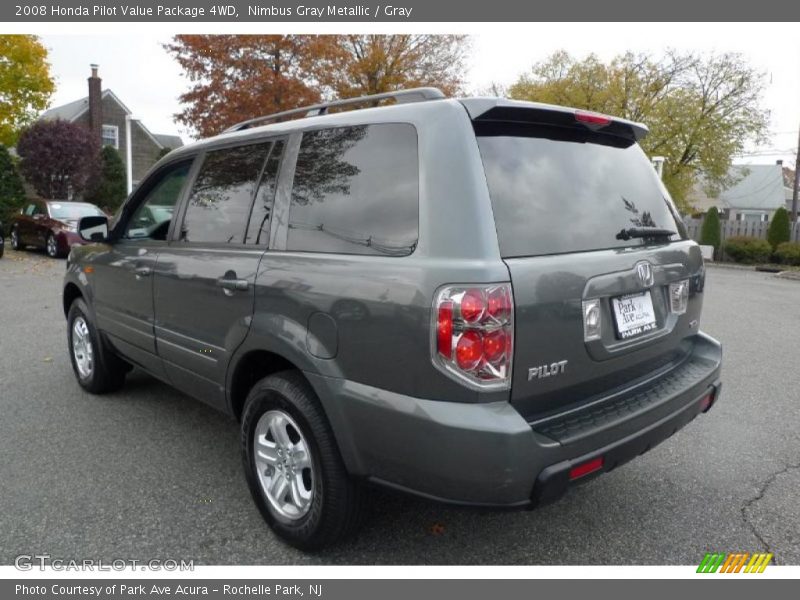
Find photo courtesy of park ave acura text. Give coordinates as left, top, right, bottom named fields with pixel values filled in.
left=0, top=16, right=799, bottom=574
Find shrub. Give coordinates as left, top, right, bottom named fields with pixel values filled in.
left=0, top=143, right=26, bottom=229
left=774, top=242, right=800, bottom=266
left=767, top=207, right=791, bottom=250
left=723, top=236, right=772, bottom=264
left=84, top=146, right=127, bottom=212
left=699, top=207, right=721, bottom=258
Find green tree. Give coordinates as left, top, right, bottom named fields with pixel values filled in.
left=767, top=206, right=791, bottom=250
left=508, top=51, right=769, bottom=211
left=0, top=143, right=26, bottom=228
left=700, top=206, right=722, bottom=258
left=0, top=35, right=55, bottom=146
left=84, top=146, right=127, bottom=212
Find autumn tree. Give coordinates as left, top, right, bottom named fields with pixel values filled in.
left=508, top=51, right=769, bottom=211
left=317, top=35, right=470, bottom=99
left=164, top=35, right=324, bottom=137
left=17, top=120, right=100, bottom=199
left=0, top=35, right=55, bottom=146
left=165, top=35, right=471, bottom=137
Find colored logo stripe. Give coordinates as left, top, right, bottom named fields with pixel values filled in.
left=697, top=552, right=772, bottom=573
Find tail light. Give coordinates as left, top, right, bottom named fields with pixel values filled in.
left=669, top=279, right=689, bottom=314
left=432, top=283, right=513, bottom=390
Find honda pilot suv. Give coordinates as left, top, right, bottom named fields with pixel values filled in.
left=63, top=89, right=722, bottom=550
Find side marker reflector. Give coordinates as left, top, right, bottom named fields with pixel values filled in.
left=569, top=457, right=604, bottom=481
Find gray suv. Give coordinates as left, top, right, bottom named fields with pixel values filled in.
left=63, top=88, right=722, bottom=550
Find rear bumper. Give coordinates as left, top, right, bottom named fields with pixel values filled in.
left=307, top=331, right=722, bottom=507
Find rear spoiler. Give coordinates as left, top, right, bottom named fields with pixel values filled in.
left=460, top=98, right=649, bottom=142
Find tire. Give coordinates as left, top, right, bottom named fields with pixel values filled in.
left=10, top=226, right=21, bottom=251
left=46, top=232, right=62, bottom=258
left=67, top=298, right=127, bottom=393
left=241, top=371, right=365, bottom=551
left=0, top=230, right=4, bottom=259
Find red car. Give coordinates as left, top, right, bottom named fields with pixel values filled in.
left=10, top=200, right=106, bottom=258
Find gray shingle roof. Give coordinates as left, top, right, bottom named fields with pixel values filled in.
left=153, top=134, right=183, bottom=149
left=688, top=164, right=788, bottom=212
left=39, top=89, right=182, bottom=149
left=39, top=95, right=91, bottom=122
left=718, top=165, right=787, bottom=210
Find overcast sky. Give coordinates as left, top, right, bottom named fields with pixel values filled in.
left=41, top=24, right=799, bottom=164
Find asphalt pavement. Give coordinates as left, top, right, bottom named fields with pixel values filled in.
left=1, top=249, right=798, bottom=565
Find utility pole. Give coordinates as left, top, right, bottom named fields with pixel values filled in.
left=792, top=123, right=800, bottom=241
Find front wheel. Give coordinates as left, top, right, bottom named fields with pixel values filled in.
left=0, top=230, right=4, bottom=258
left=241, top=371, right=365, bottom=551
left=67, top=298, right=127, bottom=393
left=46, top=232, right=61, bottom=258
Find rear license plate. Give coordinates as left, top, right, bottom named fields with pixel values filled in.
left=612, top=291, right=657, bottom=339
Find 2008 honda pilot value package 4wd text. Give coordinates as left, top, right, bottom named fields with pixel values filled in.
left=63, top=89, right=722, bottom=550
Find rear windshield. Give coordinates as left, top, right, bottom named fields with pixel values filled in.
left=476, top=124, right=685, bottom=258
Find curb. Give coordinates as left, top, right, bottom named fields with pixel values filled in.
left=704, top=262, right=754, bottom=271
left=775, top=271, right=800, bottom=281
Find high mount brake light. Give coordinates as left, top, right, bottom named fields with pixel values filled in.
left=432, top=284, right=514, bottom=390
left=575, top=111, right=612, bottom=126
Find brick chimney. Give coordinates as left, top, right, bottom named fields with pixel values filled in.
left=88, top=64, right=102, bottom=143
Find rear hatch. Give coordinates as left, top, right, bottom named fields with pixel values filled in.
left=466, top=100, right=705, bottom=422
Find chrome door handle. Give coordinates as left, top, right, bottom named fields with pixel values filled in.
left=134, top=266, right=152, bottom=278
left=216, top=277, right=249, bottom=291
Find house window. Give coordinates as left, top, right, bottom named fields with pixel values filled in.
left=102, top=125, right=119, bottom=149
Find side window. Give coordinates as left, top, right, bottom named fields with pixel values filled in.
left=125, top=161, right=191, bottom=240
left=287, top=124, right=419, bottom=256
left=245, top=139, right=285, bottom=245
left=182, top=143, right=272, bottom=244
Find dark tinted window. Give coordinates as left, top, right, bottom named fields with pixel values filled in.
left=245, top=139, right=285, bottom=245
left=126, top=161, right=191, bottom=240
left=476, top=125, right=685, bottom=257
left=287, top=124, right=418, bottom=256
left=183, top=143, right=271, bottom=244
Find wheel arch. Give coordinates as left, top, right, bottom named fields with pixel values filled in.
left=228, top=349, right=306, bottom=422
left=63, top=282, right=84, bottom=317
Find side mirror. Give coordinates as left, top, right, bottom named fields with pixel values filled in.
left=33, top=213, right=44, bottom=221
left=78, top=215, right=109, bottom=242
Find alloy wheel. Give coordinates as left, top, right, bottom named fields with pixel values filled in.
left=254, top=410, right=315, bottom=521
left=47, top=234, right=58, bottom=258
left=71, top=317, right=94, bottom=378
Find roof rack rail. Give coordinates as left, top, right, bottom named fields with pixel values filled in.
left=223, top=87, right=445, bottom=133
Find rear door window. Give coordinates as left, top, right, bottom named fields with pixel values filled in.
left=476, top=124, right=685, bottom=258
left=182, top=143, right=272, bottom=244
left=245, top=139, right=285, bottom=246
left=287, top=123, right=418, bottom=256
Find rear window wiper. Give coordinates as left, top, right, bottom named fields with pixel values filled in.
left=615, top=227, right=676, bottom=241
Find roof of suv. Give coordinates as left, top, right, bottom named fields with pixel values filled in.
left=161, top=89, right=649, bottom=165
